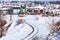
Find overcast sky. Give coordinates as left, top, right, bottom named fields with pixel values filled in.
left=0, top=0, right=60, bottom=1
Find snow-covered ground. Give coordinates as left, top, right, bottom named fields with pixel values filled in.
left=24, top=15, right=52, bottom=38
left=0, top=15, right=60, bottom=40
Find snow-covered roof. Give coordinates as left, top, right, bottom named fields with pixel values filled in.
left=34, top=6, right=44, bottom=9
left=26, top=5, right=44, bottom=9
left=0, top=5, right=2, bottom=10
left=55, top=5, right=60, bottom=8
left=2, top=7, right=12, bottom=10
left=0, top=5, right=2, bottom=8
left=55, top=9, right=60, bottom=12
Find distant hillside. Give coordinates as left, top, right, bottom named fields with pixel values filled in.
left=0, top=1, right=60, bottom=4
left=49, top=1, right=60, bottom=4
left=31, top=1, right=60, bottom=4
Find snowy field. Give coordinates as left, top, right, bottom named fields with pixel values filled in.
left=0, top=15, right=60, bottom=40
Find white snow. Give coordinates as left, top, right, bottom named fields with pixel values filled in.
left=0, top=23, right=33, bottom=40
left=0, top=15, right=60, bottom=40
left=24, top=15, right=52, bottom=38
left=3, top=15, right=10, bottom=22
